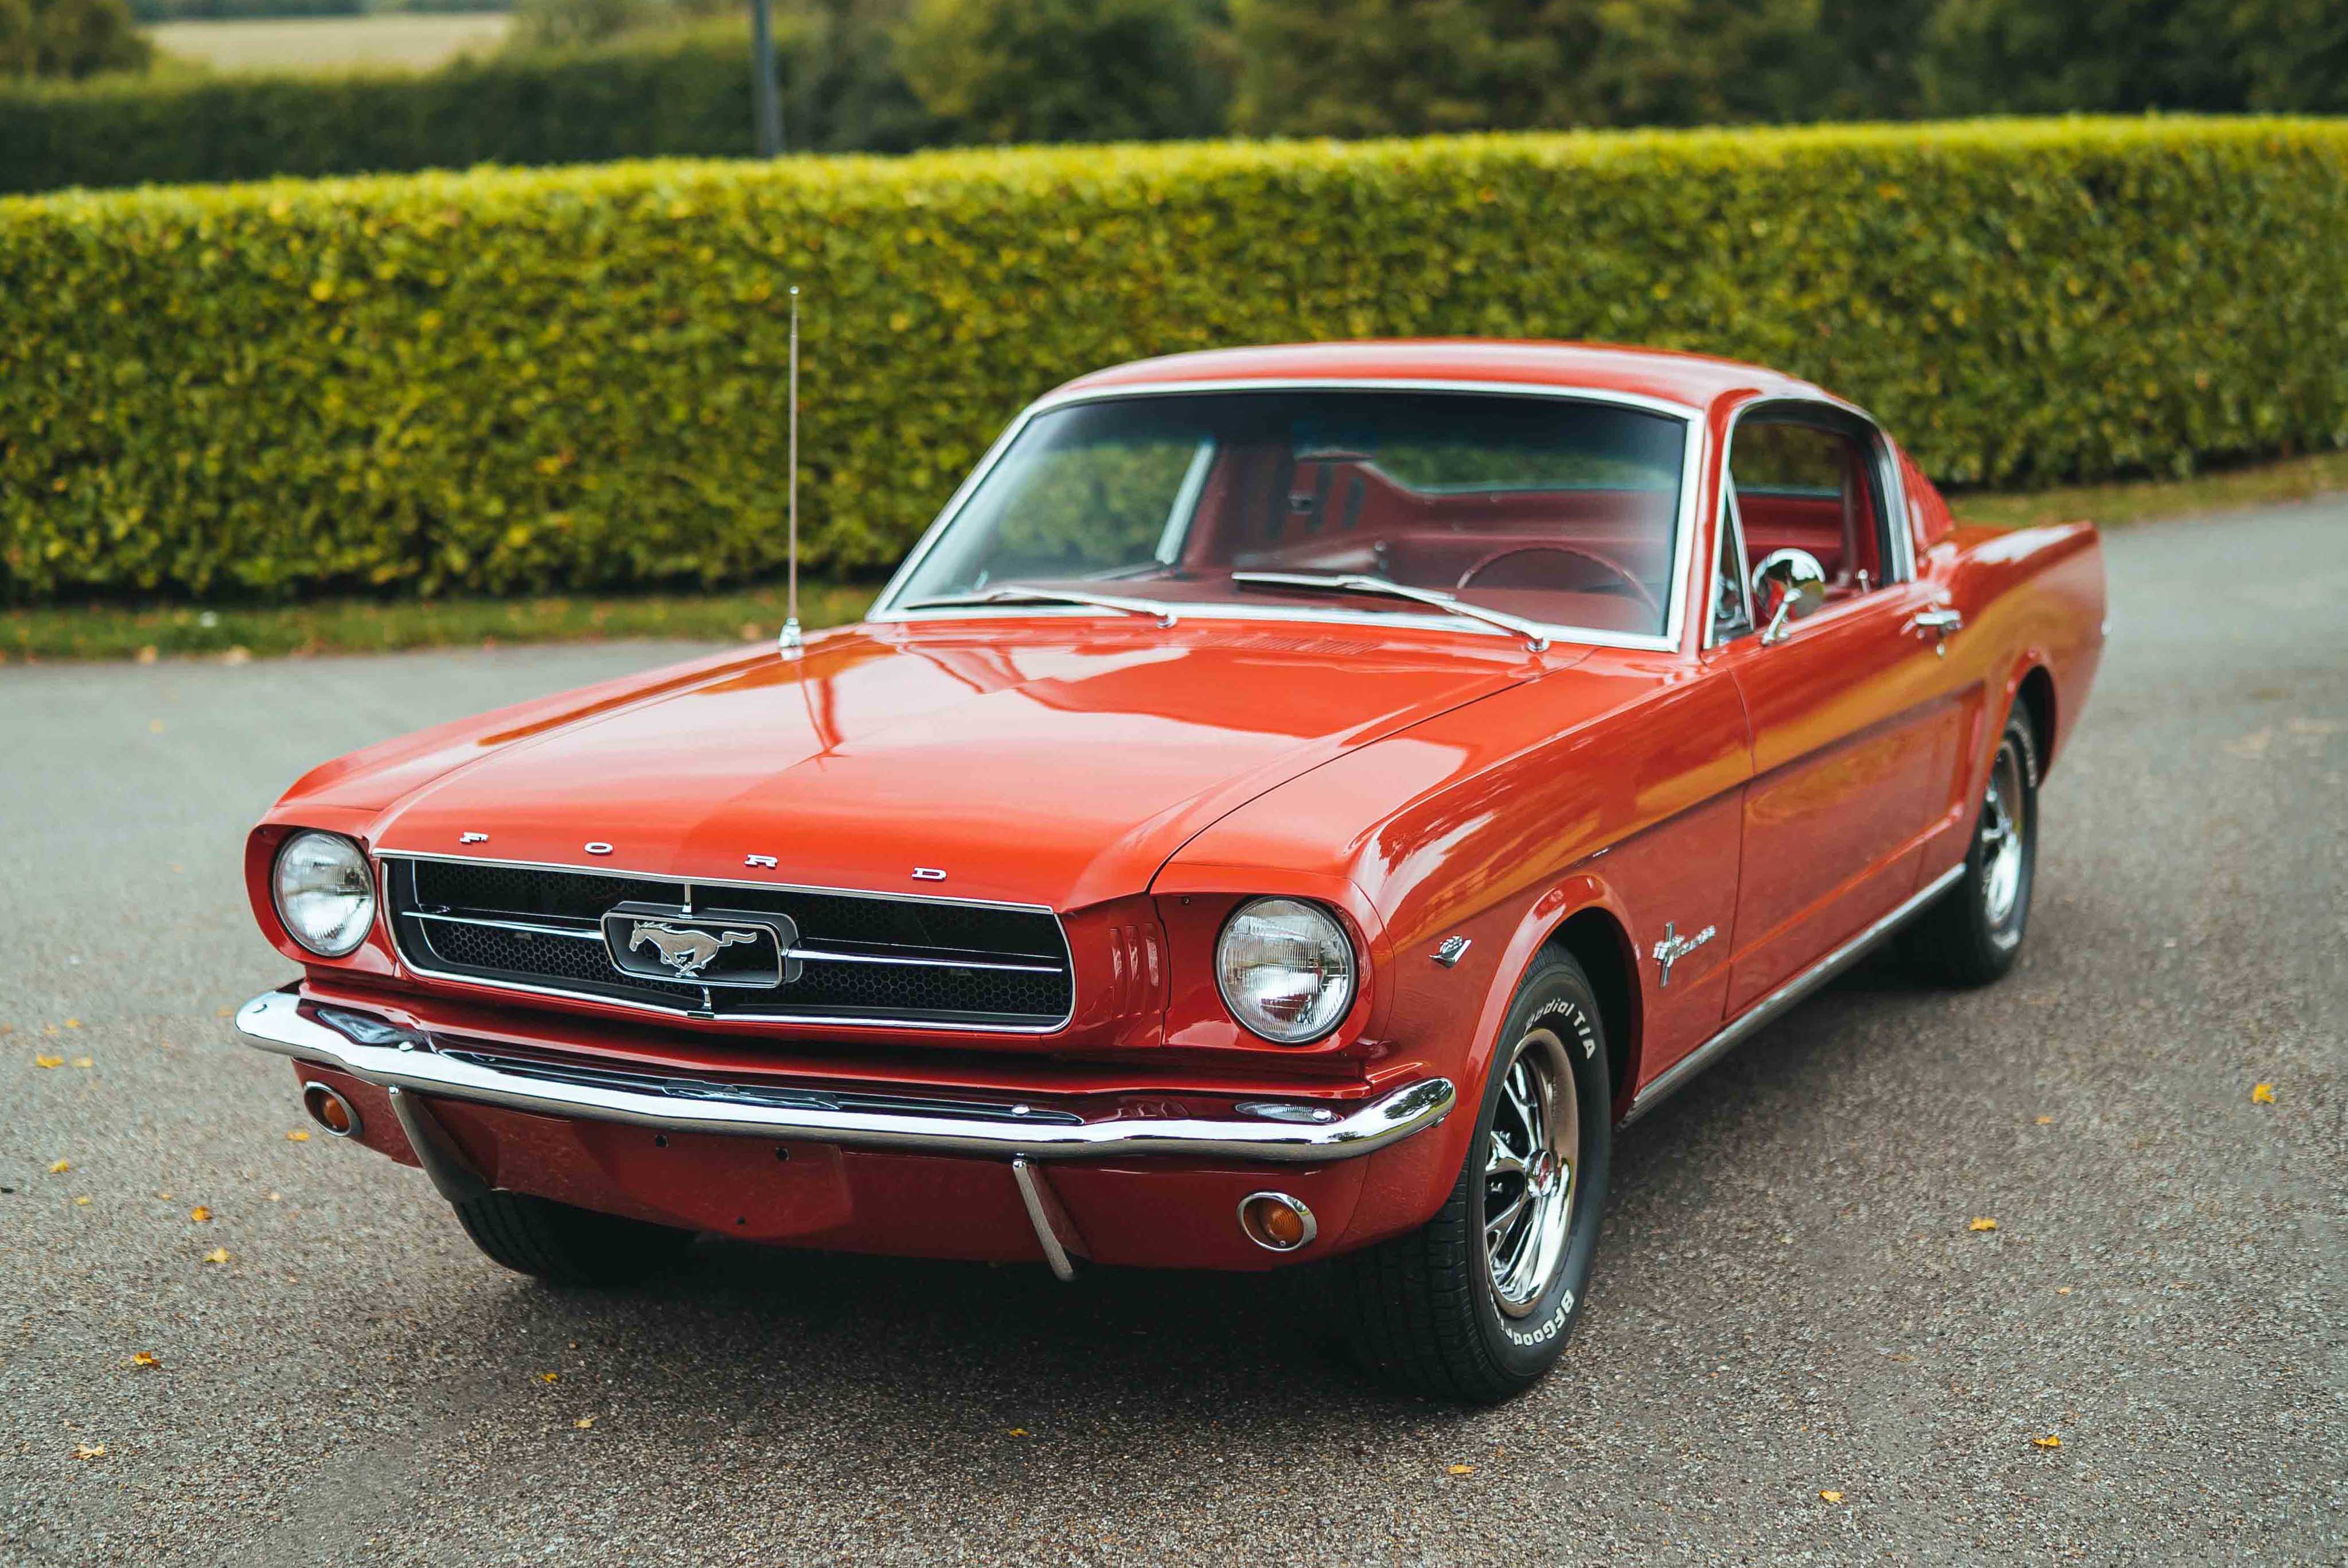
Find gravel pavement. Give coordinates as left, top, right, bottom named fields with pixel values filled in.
left=3, top=502, right=2343, bottom=1564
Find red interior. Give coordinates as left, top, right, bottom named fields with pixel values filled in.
left=1733, top=442, right=1886, bottom=603
left=1159, top=450, right=1677, bottom=635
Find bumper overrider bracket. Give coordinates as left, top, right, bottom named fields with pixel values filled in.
left=235, top=988, right=1456, bottom=1274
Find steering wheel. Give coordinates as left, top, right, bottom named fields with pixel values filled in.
left=1456, top=544, right=1660, bottom=618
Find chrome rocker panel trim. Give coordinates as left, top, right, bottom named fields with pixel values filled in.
left=1622, top=861, right=1967, bottom=1124
left=233, top=989, right=1456, bottom=1164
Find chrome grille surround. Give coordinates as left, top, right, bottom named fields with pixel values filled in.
left=380, top=852, right=1075, bottom=1033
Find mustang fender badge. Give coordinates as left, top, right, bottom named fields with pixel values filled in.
left=1651, top=921, right=1716, bottom=986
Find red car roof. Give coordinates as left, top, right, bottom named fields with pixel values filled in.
left=1052, top=340, right=1830, bottom=413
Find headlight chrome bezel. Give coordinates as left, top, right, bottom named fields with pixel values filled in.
left=1213, top=896, right=1359, bottom=1046
left=271, top=830, right=377, bottom=959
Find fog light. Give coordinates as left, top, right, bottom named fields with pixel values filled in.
left=1238, top=1191, right=1316, bottom=1252
left=302, top=1081, right=360, bottom=1138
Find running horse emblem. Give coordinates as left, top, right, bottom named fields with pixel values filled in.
left=628, top=920, right=760, bottom=980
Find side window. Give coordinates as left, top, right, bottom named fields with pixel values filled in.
left=1729, top=418, right=1890, bottom=599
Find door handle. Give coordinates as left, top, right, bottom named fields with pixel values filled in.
left=1908, top=605, right=1963, bottom=654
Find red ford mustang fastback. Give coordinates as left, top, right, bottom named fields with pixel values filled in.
left=238, top=342, right=2104, bottom=1401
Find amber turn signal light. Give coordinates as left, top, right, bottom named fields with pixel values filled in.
left=302, top=1081, right=361, bottom=1138
left=1238, top=1191, right=1317, bottom=1252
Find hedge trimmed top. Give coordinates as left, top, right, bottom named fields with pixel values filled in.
left=5, top=117, right=2346, bottom=604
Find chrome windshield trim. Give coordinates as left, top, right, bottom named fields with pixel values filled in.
left=868, top=377, right=1704, bottom=654
left=1623, top=861, right=1966, bottom=1124
left=233, top=989, right=1457, bottom=1163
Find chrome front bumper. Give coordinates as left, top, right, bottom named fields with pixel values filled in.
left=233, top=989, right=1456, bottom=1164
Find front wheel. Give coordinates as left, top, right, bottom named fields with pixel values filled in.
left=1333, top=951, right=1613, bottom=1403
left=453, top=1189, right=695, bottom=1287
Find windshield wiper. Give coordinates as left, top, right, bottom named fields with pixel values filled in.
left=1230, top=572, right=1550, bottom=652
left=904, top=583, right=1179, bottom=628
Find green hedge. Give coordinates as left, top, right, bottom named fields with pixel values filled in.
left=4, top=118, right=2346, bottom=603
left=0, top=27, right=790, bottom=195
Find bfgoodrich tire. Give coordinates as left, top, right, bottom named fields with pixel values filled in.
left=1901, top=707, right=2038, bottom=987
left=453, top=1191, right=695, bottom=1287
left=1334, top=951, right=1613, bottom=1403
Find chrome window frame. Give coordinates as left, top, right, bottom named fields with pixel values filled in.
left=869, top=378, right=1709, bottom=656
left=1713, top=478, right=1757, bottom=641
left=1702, top=394, right=1915, bottom=650
left=376, top=850, right=1078, bottom=1035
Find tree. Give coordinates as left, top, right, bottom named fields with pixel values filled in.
left=0, top=0, right=151, bottom=79
left=897, top=0, right=1230, bottom=144
left=1226, top=0, right=1917, bottom=138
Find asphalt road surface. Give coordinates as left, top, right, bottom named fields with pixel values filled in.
left=5, top=502, right=2342, bottom=1565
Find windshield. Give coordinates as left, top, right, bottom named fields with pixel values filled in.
left=887, top=389, right=1690, bottom=641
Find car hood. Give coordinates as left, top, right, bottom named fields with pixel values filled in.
left=361, top=621, right=1568, bottom=910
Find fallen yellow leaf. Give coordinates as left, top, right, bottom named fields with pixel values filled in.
left=63, top=1018, right=79, bottom=1029
left=1819, top=1489, right=1843, bottom=1503
left=574, top=1417, right=595, bottom=1430
left=49, top=1159, right=70, bottom=1174
left=34, top=1055, right=64, bottom=1069
left=2035, top=1115, right=2053, bottom=1125
left=75, top=1196, right=92, bottom=1206
left=131, top=1352, right=159, bottom=1368
left=287, top=1129, right=311, bottom=1142
left=189, top=1206, right=212, bottom=1223
left=2252, top=1082, right=2276, bottom=1104
left=1969, top=1217, right=1999, bottom=1232
left=2057, top=1286, right=2073, bottom=1296
left=539, top=1372, right=559, bottom=1384
left=2032, top=1434, right=2062, bottom=1449
left=75, top=1443, right=106, bottom=1460
left=1448, top=1463, right=1475, bottom=1476
left=72, top=1057, right=93, bottom=1069
left=203, top=1247, right=229, bottom=1265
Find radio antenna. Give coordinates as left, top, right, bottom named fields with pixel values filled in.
left=778, top=285, right=805, bottom=660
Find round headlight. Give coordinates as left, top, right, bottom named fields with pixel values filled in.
left=271, top=830, right=376, bottom=958
left=1215, top=897, right=1356, bottom=1044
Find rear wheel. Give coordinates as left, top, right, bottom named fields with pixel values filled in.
left=1902, top=708, right=2038, bottom=986
left=453, top=1190, right=695, bottom=1286
left=1333, top=951, right=1612, bottom=1403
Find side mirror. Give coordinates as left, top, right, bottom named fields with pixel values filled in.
left=1752, top=548, right=1827, bottom=644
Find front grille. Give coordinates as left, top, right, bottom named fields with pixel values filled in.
left=383, top=856, right=1074, bottom=1030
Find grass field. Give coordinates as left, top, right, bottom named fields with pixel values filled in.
left=4, top=450, right=2342, bottom=664
left=146, top=11, right=512, bottom=72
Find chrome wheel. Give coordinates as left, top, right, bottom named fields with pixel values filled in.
left=1980, top=738, right=2027, bottom=930
left=1481, top=1028, right=1578, bottom=1317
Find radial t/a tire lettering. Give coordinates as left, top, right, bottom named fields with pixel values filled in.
left=1333, top=951, right=1613, bottom=1403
